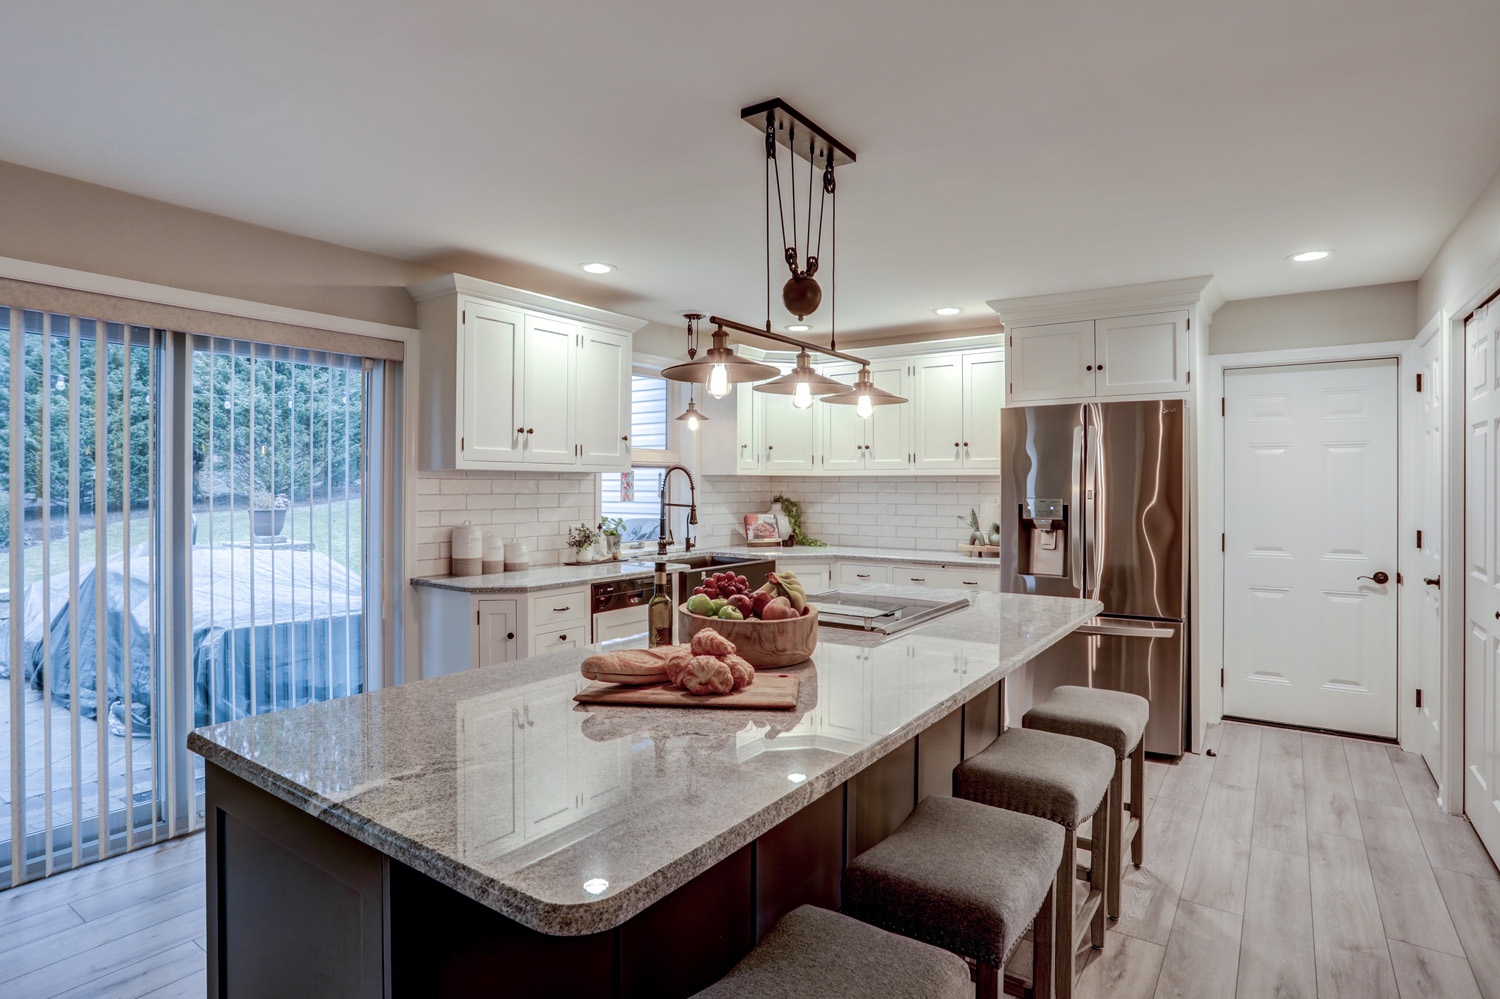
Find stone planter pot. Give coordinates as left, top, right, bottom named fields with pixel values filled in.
left=251, top=508, right=287, bottom=538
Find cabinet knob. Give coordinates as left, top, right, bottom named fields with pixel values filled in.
left=526, top=428, right=534, bottom=434
left=507, top=632, right=515, bottom=640
left=1096, top=363, right=1104, bottom=371
left=767, top=445, right=774, bottom=451
left=622, top=435, right=629, bottom=441
left=1086, top=365, right=1094, bottom=372
left=963, top=442, right=969, bottom=447
left=954, top=443, right=960, bottom=448
left=559, top=634, right=567, bottom=641
left=517, top=426, right=525, bottom=434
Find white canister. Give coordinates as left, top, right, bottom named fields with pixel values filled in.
left=451, top=521, right=483, bottom=577
left=503, top=539, right=531, bottom=573
left=482, top=531, right=503, bottom=574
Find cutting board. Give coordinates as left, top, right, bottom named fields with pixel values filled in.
left=573, top=673, right=800, bottom=710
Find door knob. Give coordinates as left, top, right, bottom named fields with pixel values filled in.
left=1424, top=576, right=1442, bottom=588
left=1358, top=572, right=1390, bottom=585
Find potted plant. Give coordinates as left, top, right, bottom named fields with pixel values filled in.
left=251, top=490, right=290, bottom=538
left=771, top=494, right=826, bottom=548
left=567, top=522, right=599, bottom=563
left=600, top=517, right=626, bottom=558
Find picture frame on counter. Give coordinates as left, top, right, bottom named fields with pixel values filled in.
left=743, top=512, right=783, bottom=546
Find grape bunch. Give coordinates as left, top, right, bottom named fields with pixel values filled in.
left=692, top=571, right=751, bottom=600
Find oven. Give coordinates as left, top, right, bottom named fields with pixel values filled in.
left=590, top=577, right=654, bottom=644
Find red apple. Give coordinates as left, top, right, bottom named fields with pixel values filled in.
left=727, top=593, right=754, bottom=617
left=750, top=591, right=773, bottom=617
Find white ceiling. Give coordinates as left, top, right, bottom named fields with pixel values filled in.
left=3, top=0, right=1499, bottom=336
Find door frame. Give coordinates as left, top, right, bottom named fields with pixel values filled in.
left=1200, top=341, right=1413, bottom=753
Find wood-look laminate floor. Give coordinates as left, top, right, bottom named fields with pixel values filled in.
left=0, top=720, right=1496, bottom=998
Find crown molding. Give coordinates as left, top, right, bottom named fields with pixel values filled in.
left=408, top=273, right=649, bottom=332
left=0, top=255, right=418, bottom=342
left=987, top=275, right=1221, bottom=329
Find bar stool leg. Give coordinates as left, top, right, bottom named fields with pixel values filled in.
left=1033, top=880, right=1055, bottom=999
left=1107, top=759, right=1124, bottom=920
left=1089, top=804, right=1106, bottom=949
left=1055, top=828, right=1076, bottom=999
left=1130, top=740, right=1145, bottom=868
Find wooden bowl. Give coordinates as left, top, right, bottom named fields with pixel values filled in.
left=677, top=606, right=819, bottom=668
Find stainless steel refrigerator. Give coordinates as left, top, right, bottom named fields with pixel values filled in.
left=1001, top=401, right=1188, bottom=755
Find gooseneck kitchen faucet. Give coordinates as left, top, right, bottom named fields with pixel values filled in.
left=658, top=465, right=698, bottom=556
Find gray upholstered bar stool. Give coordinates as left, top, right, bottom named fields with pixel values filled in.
left=840, top=796, right=1061, bottom=999
left=1023, top=685, right=1150, bottom=921
left=691, top=904, right=971, bottom=999
left=953, top=727, right=1114, bottom=999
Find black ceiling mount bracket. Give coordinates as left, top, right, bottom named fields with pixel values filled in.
left=740, top=98, right=856, bottom=167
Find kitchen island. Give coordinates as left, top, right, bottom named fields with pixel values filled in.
left=189, top=588, right=1100, bottom=999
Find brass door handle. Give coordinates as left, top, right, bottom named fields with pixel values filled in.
left=1358, top=572, right=1390, bottom=585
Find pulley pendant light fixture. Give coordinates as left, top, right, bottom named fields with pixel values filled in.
left=821, top=364, right=908, bottom=420
left=661, top=313, right=779, bottom=399
left=753, top=349, right=848, bottom=409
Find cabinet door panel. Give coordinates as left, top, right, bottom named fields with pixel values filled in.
left=476, top=600, right=517, bottom=668
left=457, top=692, right=523, bottom=860
left=461, top=302, right=524, bottom=464
left=839, top=562, right=891, bottom=586
left=913, top=355, right=964, bottom=469
left=522, top=315, right=578, bottom=465
left=820, top=363, right=865, bottom=472
left=522, top=682, right=577, bottom=836
left=1094, top=310, right=1189, bottom=397
left=866, top=361, right=911, bottom=471
left=577, top=326, right=631, bottom=469
left=737, top=387, right=761, bottom=472
left=961, top=350, right=1004, bottom=469
left=1006, top=321, right=1095, bottom=403
left=790, top=562, right=832, bottom=595
left=762, top=368, right=818, bottom=472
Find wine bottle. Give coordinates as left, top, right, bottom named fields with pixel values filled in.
left=647, top=562, right=672, bottom=648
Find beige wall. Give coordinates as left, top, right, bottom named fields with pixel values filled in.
left=1418, top=161, right=1500, bottom=320
left=0, top=159, right=430, bottom=327
left=1209, top=282, right=1418, bottom=355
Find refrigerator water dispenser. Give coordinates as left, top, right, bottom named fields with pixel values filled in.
left=1018, top=498, right=1067, bottom=577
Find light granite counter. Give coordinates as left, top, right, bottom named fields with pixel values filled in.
left=712, top=544, right=1002, bottom=569
left=190, top=589, right=1098, bottom=940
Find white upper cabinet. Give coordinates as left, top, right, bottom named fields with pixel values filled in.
left=1005, top=321, right=1096, bottom=404
left=736, top=387, right=761, bottom=472
left=412, top=275, right=644, bottom=471
left=913, top=354, right=964, bottom=470
left=1094, top=311, right=1190, bottom=397
left=866, top=360, right=912, bottom=472
left=521, top=315, right=577, bottom=465
left=576, top=325, right=631, bottom=469
left=459, top=302, right=525, bottom=464
left=762, top=366, right=819, bottom=472
left=961, top=350, right=1004, bottom=468
left=820, top=363, right=866, bottom=472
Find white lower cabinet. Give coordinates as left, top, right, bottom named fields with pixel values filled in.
left=838, top=563, right=891, bottom=586
left=476, top=599, right=520, bottom=668
left=887, top=565, right=1001, bottom=591
left=789, top=561, right=832, bottom=595
left=417, top=585, right=588, bottom=678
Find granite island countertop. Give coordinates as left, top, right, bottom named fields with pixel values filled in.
left=189, top=588, right=1099, bottom=936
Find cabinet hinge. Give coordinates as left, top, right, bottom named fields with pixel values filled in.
left=476, top=610, right=480, bottom=625
left=1186, top=317, right=1191, bottom=331
left=1397, top=572, right=1404, bottom=585
left=1221, top=397, right=1225, bottom=416
left=1221, top=533, right=1226, bottom=552
left=1417, top=529, right=1423, bottom=549
left=1220, top=668, right=1225, bottom=687
left=1186, top=370, right=1191, bottom=384
left=461, top=436, right=465, bottom=451
left=1415, top=688, right=1424, bottom=709
left=462, top=309, right=466, bottom=324
left=1416, top=373, right=1423, bottom=392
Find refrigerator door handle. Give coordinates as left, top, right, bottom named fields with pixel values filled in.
left=1084, top=405, right=1101, bottom=602
left=1075, top=618, right=1177, bottom=639
left=1071, top=422, right=1086, bottom=591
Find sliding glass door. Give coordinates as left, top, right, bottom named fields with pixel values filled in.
left=1, top=310, right=398, bottom=887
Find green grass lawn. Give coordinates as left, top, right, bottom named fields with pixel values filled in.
left=5, top=499, right=362, bottom=590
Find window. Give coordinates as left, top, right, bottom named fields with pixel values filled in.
left=600, top=373, right=685, bottom=550
left=600, top=466, right=666, bottom=543
left=628, top=375, right=669, bottom=452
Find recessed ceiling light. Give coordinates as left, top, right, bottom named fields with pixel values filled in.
left=580, top=262, right=615, bottom=274
left=1288, top=250, right=1331, bottom=263
left=787, top=324, right=811, bottom=332
left=933, top=307, right=962, bottom=316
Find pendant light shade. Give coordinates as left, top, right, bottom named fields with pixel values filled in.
left=752, top=350, right=849, bottom=409
left=660, top=326, right=780, bottom=393
left=821, top=365, right=908, bottom=419
left=674, top=397, right=708, bottom=431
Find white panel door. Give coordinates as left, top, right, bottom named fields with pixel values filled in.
left=1408, top=326, right=1444, bottom=777
left=476, top=599, right=518, bottom=669
left=737, top=385, right=761, bottom=473
left=521, top=314, right=577, bottom=465
left=460, top=301, right=524, bottom=464
left=762, top=368, right=818, bottom=472
left=1223, top=359, right=1399, bottom=737
left=1095, top=310, right=1190, bottom=397
left=576, top=326, right=630, bottom=469
left=913, top=354, right=964, bottom=469
left=1006, top=321, right=1095, bottom=404
left=1464, top=303, right=1500, bottom=859
left=820, top=362, right=866, bottom=472
left=961, top=350, right=1004, bottom=468
left=866, top=360, right=912, bottom=471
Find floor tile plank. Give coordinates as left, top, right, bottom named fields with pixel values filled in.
left=1074, top=932, right=1166, bottom=999
left=1209, top=722, right=1261, bottom=789
left=1308, top=831, right=1399, bottom=999
left=1434, top=867, right=1500, bottom=999
left=1115, top=792, right=1205, bottom=946
left=1387, top=939, right=1483, bottom=999
left=1356, top=798, right=1466, bottom=956
left=1237, top=846, right=1316, bottom=999
left=51, top=941, right=205, bottom=999
left=1180, top=783, right=1255, bottom=914
left=1153, top=899, right=1240, bottom=999
left=1344, top=738, right=1407, bottom=807
left=1252, top=749, right=1308, bottom=857
left=1157, top=752, right=1215, bottom=807
left=1303, top=733, right=1363, bottom=840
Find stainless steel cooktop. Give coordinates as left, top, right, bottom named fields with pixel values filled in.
left=807, top=590, right=972, bottom=635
